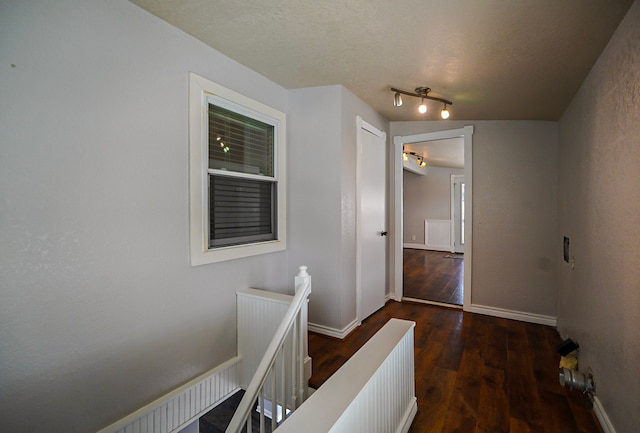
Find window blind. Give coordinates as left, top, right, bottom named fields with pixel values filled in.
left=209, top=175, right=276, bottom=247
left=208, top=104, right=274, bottom=176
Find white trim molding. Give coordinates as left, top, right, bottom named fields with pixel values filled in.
left=188, top=72, right=287, bottom=266
left=593, top=396, right=616, bottom=433
left=308, top=317, right=360, bottom=339
left=403, top=243, right=430, bottom=250
left=392, top=125, right=474, bottom=308
left=470, top=304, right=557, bottom=326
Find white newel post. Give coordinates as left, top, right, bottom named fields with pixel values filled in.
left=295, top=265, right=312, bottom=401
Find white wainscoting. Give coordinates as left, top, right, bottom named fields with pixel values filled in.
left=236, top=288, right=293, bottom=387
left=275, top=318, right=417, bottom=433
left=425, top=219, right=452, bottom=252
left=96, top=358, right=240, bottom=433
left=97, top=288, right=300, bottom=433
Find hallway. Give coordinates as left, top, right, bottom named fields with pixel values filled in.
left=309, top=301, right=603, bottom=433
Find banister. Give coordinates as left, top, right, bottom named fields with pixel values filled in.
left=225, top=266, right=312, bottom=433
left=273, top=319, right=417, bottom=433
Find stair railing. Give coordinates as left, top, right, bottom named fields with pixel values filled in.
left=225, top=266, right=312, bottom=433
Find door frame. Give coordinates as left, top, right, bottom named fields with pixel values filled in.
left=451, top=174, right=465, bottom=254
left=356, top=115, right=387, bottom=323
left=391, top=125, right=474, bottom=310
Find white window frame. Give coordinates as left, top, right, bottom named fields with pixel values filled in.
left=189, top=72, right=286, bottom=265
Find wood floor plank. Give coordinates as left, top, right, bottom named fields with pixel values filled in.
left=567, top=398, right=605, bottom=433
left=484, top=320, right=509, bottom=370
left=525, top=322, right=561, bottom=393
left=441, top=348, right=483, bottom=432
left=403, top=249, right=464, bottom=305
left=506, top=321, right=545, bottom=431
left=476, top=365, right=509, bottom=433
left=410, top=367, right=457, bottom=433
left=308, top=300, right=604, bottom=433
left=539, top=390, right=581, bottom=432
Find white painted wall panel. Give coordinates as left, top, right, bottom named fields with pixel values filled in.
left=425, top=219, right=452, bottom=251
left=0, top=2, right=289, bottom=432
left=275, top=319, right=416, bottom=433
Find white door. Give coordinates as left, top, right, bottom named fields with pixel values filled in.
left=451, top=175, right=465, bottom=254
left=357, top=117, right=387, bottom=321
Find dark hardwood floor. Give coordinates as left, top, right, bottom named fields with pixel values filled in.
left=309, top=301, right=603, bottom=433
left=404, top=249, right=464, bottom=305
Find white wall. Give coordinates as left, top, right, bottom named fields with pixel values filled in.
left=403, top=166, right=464, bottom=244
left=557, top=1, right=640, bottom=431
left=288, top=85, right=388, bottom=332
left=0, top=2, right=291, bottom=432
left=391, top=121, right=558, bottom=317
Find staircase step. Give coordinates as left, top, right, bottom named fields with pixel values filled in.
left=199, top=390, right=273, bottom=433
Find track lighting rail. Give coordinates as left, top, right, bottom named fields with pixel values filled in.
left=390, top=87, right=453, bottom=106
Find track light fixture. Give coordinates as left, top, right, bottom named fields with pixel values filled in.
left=394, top=92, right=403, bottom=107
left=402, top=148, right=428, bottom=169
left=391, top=86, right=453, bottom=119
left=418, top=98, right=427, bottom=114
left=441, top=104, right=450, bottom=119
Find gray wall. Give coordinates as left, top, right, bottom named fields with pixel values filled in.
left=288, top=85, right=388, bottom=331
left=288, top=86, right=345, bottom=328
left=0, top=1, right=291, bottom=432
left=557, top=1, right=640, bottom=431
left=391, top=121, right=558, bottom=317
left=403, top=166, right=464, bottom=244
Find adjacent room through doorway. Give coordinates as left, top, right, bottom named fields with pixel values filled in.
left=401, top=137, right=465, bottom=307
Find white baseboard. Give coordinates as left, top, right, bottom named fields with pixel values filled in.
left=402, top=297, right=463, bottom=310
left=308, top=317, right=360, bottom=339
left=593, top=396, right=616, bottom=433
left=403, top=243, right=429, bottom=250
left=470, top=304, right=557, bottom=326
left=403, top=243, right=452, bottom=252
left=427, top=245, right=453, bottom=252
left=397, top=397, right=418, bottom=433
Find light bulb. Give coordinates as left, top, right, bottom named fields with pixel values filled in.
left=402, top=152, right=408, bottom=161
left=418, top=99, right=427, bottom=114
left=441, top=105, right=450, bottom=119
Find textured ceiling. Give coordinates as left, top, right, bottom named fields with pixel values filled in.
left=130, top=0, right=633, bottom=121
left=405, top=139, right=465, bottom=169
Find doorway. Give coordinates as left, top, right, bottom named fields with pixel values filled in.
left=390, top=126, right=474, bottom=310
left=401, top=141, right=464, bottom=306
left=451, top=174, right=465, bottom=254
